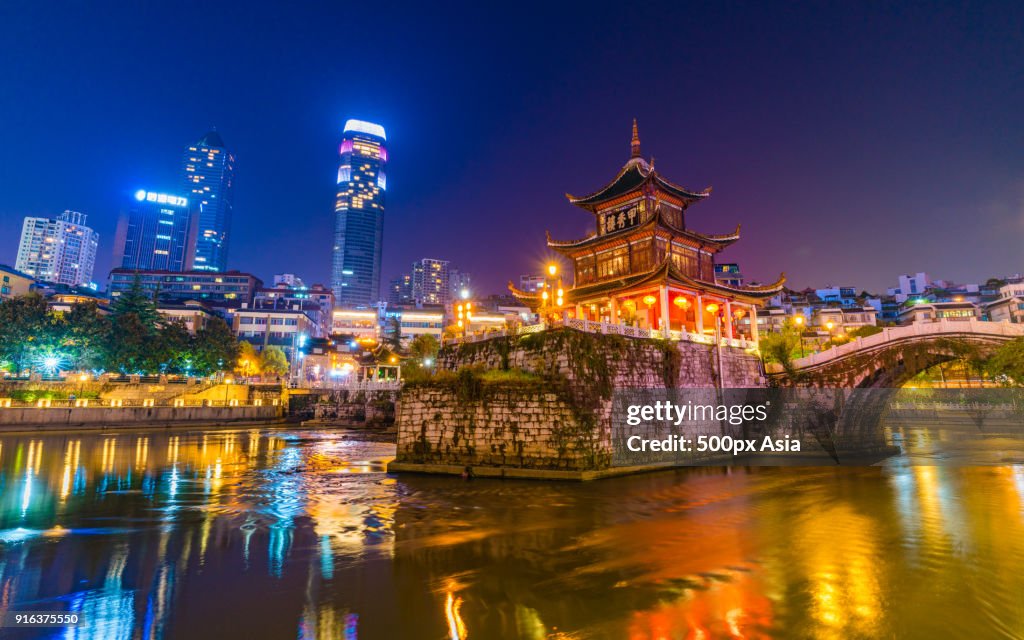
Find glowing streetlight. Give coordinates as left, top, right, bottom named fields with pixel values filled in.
left=547, top=263, right=558, bottom=277
left=793, top=315, right=806, bottom=357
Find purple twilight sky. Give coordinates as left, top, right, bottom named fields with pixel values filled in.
left=0, top=1, right=1021, bottom=295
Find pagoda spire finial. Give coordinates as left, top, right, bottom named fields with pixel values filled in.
left=630, top=118, right=641, bottom=158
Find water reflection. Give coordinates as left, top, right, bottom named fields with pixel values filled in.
left=0, top=428, right=1023, bottom=638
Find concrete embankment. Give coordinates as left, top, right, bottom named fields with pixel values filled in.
left=0, top=405, right=285, bottom=432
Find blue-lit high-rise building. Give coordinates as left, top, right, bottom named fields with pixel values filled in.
left=331, top=119, right=387, bottom=305
left=182, top=130, right=235, bottom=272
left=114, top=190, right=197, bottom=272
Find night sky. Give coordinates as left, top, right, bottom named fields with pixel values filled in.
left=1, top=2, right=1021, bottom=295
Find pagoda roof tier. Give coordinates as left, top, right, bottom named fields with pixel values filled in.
left=566, top=160, right=711, bottom=212
left=509, top=258, right=785, bottom=306
left=546, top=211, right=740, bottom=256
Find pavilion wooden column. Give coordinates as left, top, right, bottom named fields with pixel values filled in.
left=659, top=286, right=670, bottom=334
left=609, top=297, right=618, bottom=324
left=575, top=303, right=583, bottom=320
left=724, top=301, right=735, bottom=339
left=749, top=304, right=759, bottom=342
left=695, top=294, right=704, bottom=334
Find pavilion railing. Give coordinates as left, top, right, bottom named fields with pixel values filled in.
left=444, top=319, right=757, bottom=350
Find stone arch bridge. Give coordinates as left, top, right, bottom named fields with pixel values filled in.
left=768, top=319, right=1023, bottom=388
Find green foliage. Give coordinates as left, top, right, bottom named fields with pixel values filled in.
left=408, top=334, right=439, bottom=362
left=847, top=325, right=884, bottom=339
left=260, top=345, right=290, bottom=376
left=384, top=316, right=403, bottom=351
left=760, top=329, right=801, bottom=368
left=0, top=293, right=59, bottom=372
left=986, top=337, right=1024, bottom=386
left=0, top=287, right=246, bottom=377
left=190, top=318, right=240, bottom=376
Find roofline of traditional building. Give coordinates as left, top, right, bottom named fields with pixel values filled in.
left=546, top=212, right=740, bottom=253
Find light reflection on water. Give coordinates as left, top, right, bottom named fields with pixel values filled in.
left=0, top=428, right=1022, bottom=639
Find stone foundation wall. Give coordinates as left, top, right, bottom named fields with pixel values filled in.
left=395, top=329, right=767, bottom=473
left=314, top=389, right=398, bottom=426
left=396, top=386, right=604, bottom=470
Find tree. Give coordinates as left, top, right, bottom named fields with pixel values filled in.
left=236, top=341, right=262, bottom=377
left=384, top=316, right=403, bottom=352
left=408, top=334, right=439, bottom=362
left=105, top=312, right=156, bottom=374
left=847, top=325, right=884, bottom=339
left=105, top=274, right=162, bottom=373
left=64, top=302, right=111, bottom=371
left=192, top=317, right=240, bottom=376
left=986, top=337, right=1024, bottom=386
left=109, top=274, right=161, bottom=328
left=0, top=293, right=58, bottom=373
left=260, top=346, right=289, bottom=377
left=156, top=319, right=193, bottom=374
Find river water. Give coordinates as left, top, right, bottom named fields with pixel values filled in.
left=0, top=427, right=1023, bottom=639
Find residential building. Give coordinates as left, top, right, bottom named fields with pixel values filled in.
left=815, top=286, right=858, bottom=306
left=157, top=300, right=219, bottom=333
left=412, top=258, right=450, bottom=305
left=331, top=119, right=387, bottom=305
left=182, top=131, right=235, bottom=272
left=331, top=308, right=380, bottom=341
left=107, top=268, right=262, bottom=304
left=985, top=283, right=1024, bottom=324
left=714, top=263, right=744, bottom=287
left=813, top=306, right=878, bottom=333
left=15, top=211, right=99, bottom=287
left=233, top=307, right=321, bottom=361
left=888, top=272, right=930, bottom=303
left=0, top=264, right=35, bottom=300
left=44, top=288, right=111, bottom=315
left=899, top=300, right=979, bottom=324
left=115, top=190, right=196, bottom=272
left=273, top=273, right=304, bottom=288
left=381, top=306, right=446, bottom=344
left=252, top=286, right=333, bottom=337
left=519, top=274, right=546, bottom=294
left=387, top=274, right=413, bottom=306
left=449, top=268, right=472, bottom=300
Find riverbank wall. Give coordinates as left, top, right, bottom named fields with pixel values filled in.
left=0, top=404, right=285, bottom=432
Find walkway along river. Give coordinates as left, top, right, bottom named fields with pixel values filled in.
left=0, top=425, right=1023, bottom=638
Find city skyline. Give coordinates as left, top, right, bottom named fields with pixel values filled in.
left=0, top=3, right=1021, bottom=295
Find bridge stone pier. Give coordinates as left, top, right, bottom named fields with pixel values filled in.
left=768, top=320, right=1024, bottom=388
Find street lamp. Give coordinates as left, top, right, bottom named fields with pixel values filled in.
left=825, top=320, right=835, bottom=348
left=456, top=301, right=472, bottom=339
left=541, top=263, right=562, bottom=325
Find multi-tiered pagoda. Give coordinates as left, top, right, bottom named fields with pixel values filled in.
left=510, top=121, right=785, bottom=341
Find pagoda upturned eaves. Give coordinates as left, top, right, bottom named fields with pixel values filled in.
left=509, top=120, right=785, bottom=342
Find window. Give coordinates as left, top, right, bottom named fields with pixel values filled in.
left=575, top=255, right=596, bottom=285
left=631, top=240, right=654, bottom=272
left=597, top=247, right=629, bottom=279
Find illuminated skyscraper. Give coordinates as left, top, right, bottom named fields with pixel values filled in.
left=15, top=210, right=99, bottom=287
left=182, top=130, right=235, bottom=272
left=332, top=119, right=387, bottom=305
left=114, top=190, right=196, bottom=272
